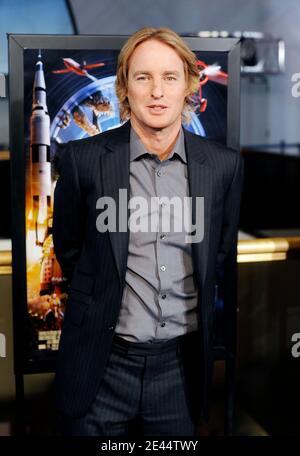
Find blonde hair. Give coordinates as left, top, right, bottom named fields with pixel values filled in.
left=115, top=27, right=199, bottom=123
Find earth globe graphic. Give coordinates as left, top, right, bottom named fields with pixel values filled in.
left=50, top=75, right=206, bottom=142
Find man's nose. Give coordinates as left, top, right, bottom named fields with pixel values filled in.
left=151, top=79, right=164, bottom=98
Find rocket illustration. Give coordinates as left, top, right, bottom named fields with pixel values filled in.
left=29, top=51, right=52, bottom=242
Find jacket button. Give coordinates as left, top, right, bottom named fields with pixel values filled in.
left=108, top=325, right=115, bottom=331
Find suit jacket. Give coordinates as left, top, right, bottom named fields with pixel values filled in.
left=52, top=120, right=244, bottom=421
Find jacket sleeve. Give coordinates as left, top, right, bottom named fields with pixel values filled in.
left=216, top=152, right=244, bottom=352
left=53, top=141, right=84, bottom=282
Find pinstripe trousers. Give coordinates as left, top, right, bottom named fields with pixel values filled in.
left=63, top=331, right=202, bottom=436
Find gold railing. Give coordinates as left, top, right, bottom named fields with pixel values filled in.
left=0, top=251, right=12, bottom=275
left=237, top=237, right=300, bottom=263
left=1, top=237, right=300, bottom=274
left=0, top=150, right=10, bottom=161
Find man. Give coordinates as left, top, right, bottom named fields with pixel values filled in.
left=53, top=27, right=243, bottom=436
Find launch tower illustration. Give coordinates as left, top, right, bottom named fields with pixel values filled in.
left=29, top=51, right=52, bottom=243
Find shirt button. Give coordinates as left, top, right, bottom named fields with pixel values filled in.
left=161, top=294, right=167, bottom=300
left=161, top=322, right=166, bottom=327
left=160, top=233, right=167, bottom=240
left=160, top=265, right=166, bottom=272
left=157, top=170, right=162, bottom=177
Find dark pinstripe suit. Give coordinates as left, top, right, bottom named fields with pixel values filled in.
left=53, top=120, right=243, bottom=430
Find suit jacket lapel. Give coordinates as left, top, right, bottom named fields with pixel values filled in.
left=100, top=122, right=130, bottom=285
left=184, top=128, right=213, bottom=289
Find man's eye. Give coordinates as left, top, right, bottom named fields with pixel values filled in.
left=136, top=75, right=149, bottom=80
left=165, top=76, right=177, bottom=81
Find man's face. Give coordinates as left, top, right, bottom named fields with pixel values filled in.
left=126, top=39, right=188, bottom=131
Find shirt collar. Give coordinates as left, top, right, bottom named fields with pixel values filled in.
left=130, top=125, right=187, bottom=164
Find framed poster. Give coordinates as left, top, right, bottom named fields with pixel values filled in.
left=9, top=34, right=240, bottom=373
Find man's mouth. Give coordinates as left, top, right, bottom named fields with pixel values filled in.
left=147, top=104, right=168, bottom=113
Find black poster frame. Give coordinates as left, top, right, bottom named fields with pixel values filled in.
left=8, top=33, right=240, bottom=376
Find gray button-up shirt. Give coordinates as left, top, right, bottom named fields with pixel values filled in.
left=115, top=126, right=198, bottom=342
